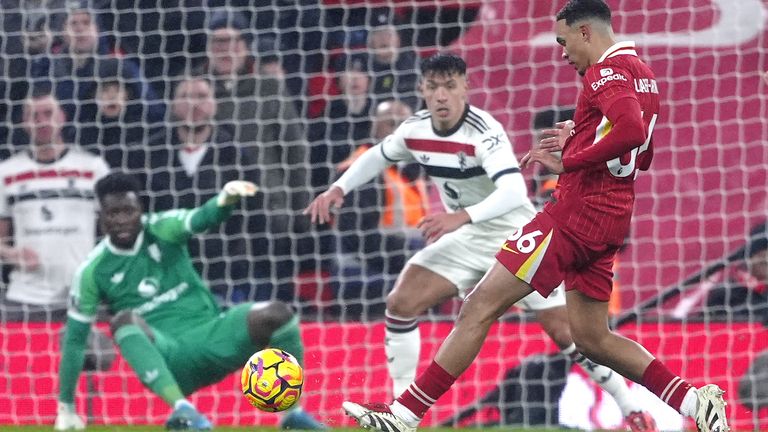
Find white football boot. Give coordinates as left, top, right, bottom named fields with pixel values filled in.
left=694, top=384, right=730, bottom=432
left=342, top=401, right=416, bottom=432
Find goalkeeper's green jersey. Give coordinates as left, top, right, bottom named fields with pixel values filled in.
left=59, top=197, right=237, bottom=404
left=68, top=197, right=232, bottom=335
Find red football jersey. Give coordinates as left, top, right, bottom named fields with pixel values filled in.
left=545, top=41, right=660, bottom=245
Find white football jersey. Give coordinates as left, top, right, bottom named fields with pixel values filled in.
left=0, top=148, right=110, bottom=306
left=381, top=105, right=536, bottom=233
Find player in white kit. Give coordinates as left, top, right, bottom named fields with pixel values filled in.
left=0, top=89, right=110, bottom=321
left=306, top=53, right=656, bottom=430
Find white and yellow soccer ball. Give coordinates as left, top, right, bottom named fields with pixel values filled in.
left=241, top=348, right=303, bottom=412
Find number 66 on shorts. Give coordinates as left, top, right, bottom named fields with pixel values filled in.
left=495, top=211, right=620, bottom=302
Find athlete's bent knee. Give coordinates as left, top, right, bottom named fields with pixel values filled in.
left=110, top=310, right=154, bottom=342
left=385, top=290, right=420, bottom=318
left=248, top=301, right=294, bottom=334
left=571, top=332, right=609, bottom=364
left=456, top=296, right=496, bottom=331
left=110, top=310, right=138, bottom=335
left=544, top=322, right=573, bottom=350
left=536, top=308, right=573, bottom=349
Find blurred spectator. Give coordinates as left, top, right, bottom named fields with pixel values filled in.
left=0, top=88, right=109, bottom=321
left=308, top=53, right=374, bottom=190
left=736, top=275, right=768, bottom=413
left=0, top=0, right=67, bottom=147
left=366, top=8, right=420, bottom=110
left=702, top=228, right=768, bottom=412
left=144, top=76, right=258, bottom=301
left=331, top=99, right=428, bottom=318
left=337, top=99, right=427, bottom=265
left=47, top=2, right=163, bottom=129
left=671, top=226, right=768, bottom=324
left=0, top=0, right=66, bottom=73
left=740, top=346, right=768, bottom=412
left=259, top=57, right=286, bottom=79
left=76, top=57, right=161, bottom=171
left=197, top=11, right=306, bottom=163
left=95, top=0, right=208, bottom=97
left=705, top=234, right=768, bottom=323
left=203, top=1, right=326, bottom=100
left=196, top=12, right=316, bottom=299
left=276, top=1, right=346, bottom=103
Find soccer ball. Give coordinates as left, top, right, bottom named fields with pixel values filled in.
left=241, top=348, right=303, bottom=412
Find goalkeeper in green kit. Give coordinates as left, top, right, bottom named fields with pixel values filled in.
left=55, top=173, right=325, bottom=431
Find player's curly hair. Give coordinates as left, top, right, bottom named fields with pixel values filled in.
left=556, top=0, right=611, bottom=25
left=420, top=52, right=466, bottom=77
left=95, top=172, right=142, bottom=201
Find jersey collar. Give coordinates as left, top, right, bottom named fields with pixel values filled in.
left=597, top=41, right=638, bottom=63
left=106, top=231, right=144, bottom=256
left=26, top=146, right=70, bottom=165
left=432, top=103, right=470, bottom=137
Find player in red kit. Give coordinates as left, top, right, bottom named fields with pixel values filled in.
left=341, top=1, right=730, bottom=432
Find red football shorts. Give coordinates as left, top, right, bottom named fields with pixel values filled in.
left=495, top=211, right=619, bottom=301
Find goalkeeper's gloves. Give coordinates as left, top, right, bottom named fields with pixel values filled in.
left=217, top=180, right=259, bottom=207
left=54, top=402, right=85, bottom=431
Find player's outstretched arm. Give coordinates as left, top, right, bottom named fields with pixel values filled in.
left=304, top=142, right=394, bottom=225
left=303, top=186, right=345, bottom=225
left=216, top=180, right=259, bottom=207
left=149, top=180, right=259, bottom=243
left=178, top=180, right=259, bottom=237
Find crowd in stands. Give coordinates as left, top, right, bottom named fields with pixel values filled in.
left=0, top=1, right=444, bottom=321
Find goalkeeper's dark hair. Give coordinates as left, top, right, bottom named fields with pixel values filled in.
left=420, top=53, right=466, bottom=77
left=556, top=0, right=612, bottom=25
left=95, top=172, right=142, bottom=201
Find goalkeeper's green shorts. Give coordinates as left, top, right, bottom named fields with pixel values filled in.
left=152, top=303, right=256, bottom=395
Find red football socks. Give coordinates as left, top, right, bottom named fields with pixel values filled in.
left=641, top=358, right=693, bottom=411
left=395, top=360, right=456, bottom=418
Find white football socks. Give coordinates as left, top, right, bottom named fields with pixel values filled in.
left=561, top=343, right=641, bottom=416
left=391, top=400, right=421, bottom=427
left=680, top=387, right=698, bottom=418
left=384, top=312, right=420, bottom=398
